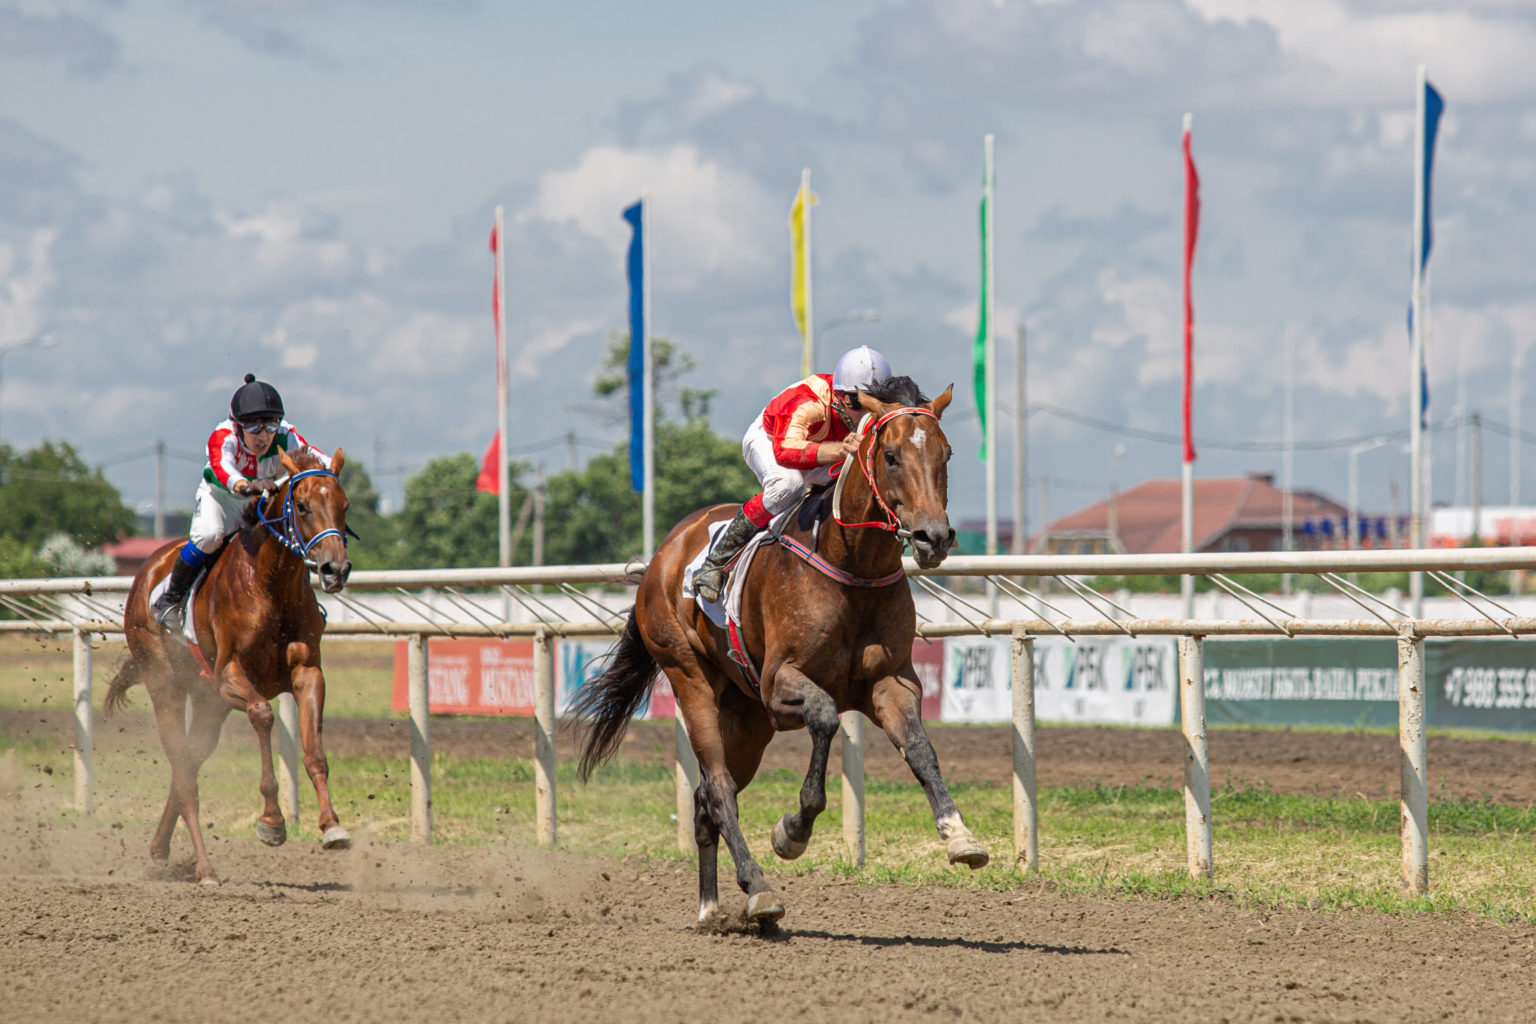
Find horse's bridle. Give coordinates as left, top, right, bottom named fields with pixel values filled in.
left=254, top=468, right=346, bottom=570
left=832, top=406, right=940, bottom=536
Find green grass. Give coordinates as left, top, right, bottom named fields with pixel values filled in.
left=8, top=727, right=1536, bottom=925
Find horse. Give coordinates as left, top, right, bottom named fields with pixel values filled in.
left=104, top=446, right=353, bottom=885
left=573, top=377, right=988, bottom=924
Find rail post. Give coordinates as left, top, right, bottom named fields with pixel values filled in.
left=275, top=692, right=299, bottom=822
left=841, top=711, right=865, bottom=865
left=534, top=626, right=556, bottom=846
left=1398, top=627, right=1428, bottom=893
left=407, top=632, right=431, bottom=842
left=674, top=714, right=698, bottom=853
left=1179, top=635, right=1212, bottom=879
left=72, top=627, right=93, bottom=815
left=1011, top=626, right=1037, bottom=873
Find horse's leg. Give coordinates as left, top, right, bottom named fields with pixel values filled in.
left=215, top=661, right=286, bottom=847
left=290, top=661, right=349, bottom=849
left=670, top=675, right=782, bottom=923
left=146, top=674, right=228, bottom=884
left=868, top=665, right=989, bottom=868
left=765, top=664, right=840, bottom=860
left=694, top=683, right=774, bottom=921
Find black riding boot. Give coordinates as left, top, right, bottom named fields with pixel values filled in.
left=693, top=510, right=762, bottom=604
left=151, top=556, right=200, bottom=634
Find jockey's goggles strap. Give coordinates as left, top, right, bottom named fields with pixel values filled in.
left=834, top=406, right=939, bottom=533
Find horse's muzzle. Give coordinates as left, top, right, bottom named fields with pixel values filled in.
left=318, top=559, right=352, bottom=593
left=909, top=523, right=956, bottom=570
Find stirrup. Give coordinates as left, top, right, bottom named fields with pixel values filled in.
left=694, top=566, right=726, bottom=604
left=153, top=599, right=185, bottom=634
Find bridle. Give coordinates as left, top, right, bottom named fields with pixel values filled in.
left=832, top=406, right=940, bottom=536
left=254, top=468, right=346, bottom=571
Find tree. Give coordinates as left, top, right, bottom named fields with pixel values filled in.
left=388, top=454, right=536, bottom=568
left=332, top=458, right=405, bottom=570
left=0, top=441, right=136, bottom=550
left=588, top=333, right=717, bottom=424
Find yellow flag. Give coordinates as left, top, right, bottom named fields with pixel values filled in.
left=789, top=183, right=817, bottom=346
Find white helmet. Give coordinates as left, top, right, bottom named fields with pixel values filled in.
left=831, top=345, right=892, bottom=393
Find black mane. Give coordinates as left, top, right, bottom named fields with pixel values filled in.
left=861, top=375, right=928, bottom=407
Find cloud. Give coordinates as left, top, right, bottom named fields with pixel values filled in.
left=0, top=7, right=122, bottom=78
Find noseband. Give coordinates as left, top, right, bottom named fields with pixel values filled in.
left=255, top=468, right=344, bottom=570
left=832, top=406, right=939, bottom=535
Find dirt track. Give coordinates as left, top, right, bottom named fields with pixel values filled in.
left=5, top=714, right=1536, bottom=1023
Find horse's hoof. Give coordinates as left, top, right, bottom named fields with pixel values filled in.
left=197, top=874, right=221, bottom=887
left=321, top=826, right=352, bottom=851
left=746, top=889, right=785, bottom=923
left=256, top=820, right=287, bottom=847
left=946, top=835, right=990, bottom=869
left=771, top=817, right=808, bottom=860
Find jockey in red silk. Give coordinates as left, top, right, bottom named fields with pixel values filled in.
left=149, top=373, right=329, bottom=633
left=692, top=345, right=893, bottom=604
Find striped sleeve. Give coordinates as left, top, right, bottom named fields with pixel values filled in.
left=205, top=423, right=244, bottom=491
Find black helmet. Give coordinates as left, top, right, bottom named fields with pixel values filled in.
left=229, top=373, right=284, bottom=423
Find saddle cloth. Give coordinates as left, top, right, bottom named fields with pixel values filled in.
left=148, top=572, right=205, bottom=645
left=680, top=515, right=777, bottom=630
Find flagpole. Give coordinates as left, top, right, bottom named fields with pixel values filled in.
left=495, top=204, right=510, bottom=569
left=983, top=135, right=998, bottom=615
left=641, top=191, right=655, bottom=561
left=1409, top=64, right=1427, bottom=617
left=1180, top=113, right=1196, bottom=618
left=1012, top=322, right=1027, bottom=555
left=800, top=168, right=815, bottom=378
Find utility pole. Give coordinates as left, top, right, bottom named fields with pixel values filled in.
left=154, top=439, right=166, bottom=538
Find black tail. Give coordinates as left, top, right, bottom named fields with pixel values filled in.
left=571, top=609, right=659, bottom=781
left=103, top=657, right=142, bottom=718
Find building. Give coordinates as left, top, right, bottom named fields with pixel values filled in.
left=101, top=536, right=178, bottom=576
left=1021, top=472, right=1359, bottom=556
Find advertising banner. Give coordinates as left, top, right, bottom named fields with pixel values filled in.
left=1201, top=638, right=1399, bottom=728
left=941, top=635, right=1178, bottom=726
left=1426, top=639, right=1536, bottom=733
left=390, top=638, right=535, bottom=716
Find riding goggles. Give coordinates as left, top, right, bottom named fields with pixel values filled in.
left=241, top=420, right=281, bottom=435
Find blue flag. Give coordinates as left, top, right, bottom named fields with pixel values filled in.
left=624, top=199, right=644, bottom=493
left=1409, top=80, right=1444, bottom=426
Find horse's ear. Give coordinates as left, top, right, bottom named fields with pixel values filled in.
left=858, top=390, right=898, bottom=417
left=329, top=447, right=345, bottom=476
left=928, top=384, right=954, bottom=419
left=279, top=449, right=300, bottom=476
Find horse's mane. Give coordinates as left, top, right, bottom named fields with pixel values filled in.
left=862, top=375, right=928, bottom=407
left=240, top=447, right=328, bottom=528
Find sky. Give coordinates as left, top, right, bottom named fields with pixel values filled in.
left=3, top=0, right=1535, bottom=536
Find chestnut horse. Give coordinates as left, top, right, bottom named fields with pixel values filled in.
left=574, top=378, right=988, bottom=924
left=104, top=447, right=352, bottom=884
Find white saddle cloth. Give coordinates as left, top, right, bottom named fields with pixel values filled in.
left=148, top=572, right=205, bottom=645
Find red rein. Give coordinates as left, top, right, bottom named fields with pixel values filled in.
left=833, top=406, right=939, bottom=533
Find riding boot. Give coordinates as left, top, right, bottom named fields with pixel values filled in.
left=693, top=510, right=762, bottom=604
left=151, top=555, right=200, bottom=634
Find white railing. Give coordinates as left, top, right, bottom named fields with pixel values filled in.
left=9, top=544, right=1536, bottom=894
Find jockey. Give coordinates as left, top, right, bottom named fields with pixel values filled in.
left=692, top=345, right=892, bottom=604
left=150, top=373, right=330, bottom=633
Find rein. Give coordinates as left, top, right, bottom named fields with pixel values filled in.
left=833, top=406, right=939, bottom=535
left=254, top=468, right=344, bottom=570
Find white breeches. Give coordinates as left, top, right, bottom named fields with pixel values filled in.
left=742, top=419, right=835, bottom=516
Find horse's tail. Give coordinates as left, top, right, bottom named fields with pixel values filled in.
left=571, top=608, right=658, bottom=781
left=103, top=657, right=142, bottom=718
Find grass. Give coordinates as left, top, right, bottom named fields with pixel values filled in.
left=7, top=720, right=1536, bottom=925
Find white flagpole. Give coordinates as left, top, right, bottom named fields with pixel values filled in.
left=495, top=204, right=511, bottom=569
left=1409, top=64, right=1427, bottom=617
left=983, top=135, right=998, bottom=615
left=642, top=191, right=655, bottom=561
left=1180, top=113, right=1195, bottom=619
left=800, top=168, right=815, bottom=378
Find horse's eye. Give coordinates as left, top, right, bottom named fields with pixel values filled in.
left=884, top=448, right=898, bottom=468
left=296, top=500, right=310, bottom=516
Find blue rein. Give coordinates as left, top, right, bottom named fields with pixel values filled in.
left=255, top=468, right=344, bottom=570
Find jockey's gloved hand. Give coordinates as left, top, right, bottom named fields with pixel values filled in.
left=252, top=478, right=280, bottom=495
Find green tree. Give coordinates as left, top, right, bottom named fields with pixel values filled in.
left=333, top=458, right=405, bottom=570
left=389, top=454, right=536, bottom=568
left=589, top=333, right=717, bottom=423
left=0, top=441, right=136, bottom=550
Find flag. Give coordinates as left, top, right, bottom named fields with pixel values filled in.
left=623, top=199, right=645, bottom=493
left=789, top=180, right=816, bottom=346
left=490, top=221, right=505, bottom=389
left=974, top=143, right=993, bottom=461
left=1182, top=116, right=1200, bottom=465
left=475, top=430, right=501, bottom=494
left=1409, top=78, right=1444, bottom=426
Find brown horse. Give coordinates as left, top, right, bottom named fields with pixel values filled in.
left=574, top=378, right=987, bottom=924
left=104, top=447, right=352, bottom=884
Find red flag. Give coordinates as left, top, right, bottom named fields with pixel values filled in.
left=489, top=222, right=505, bottom=388
left=1181, top=118, right=1201, bottom=465
left=475, top=430, right=501, bottom=494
